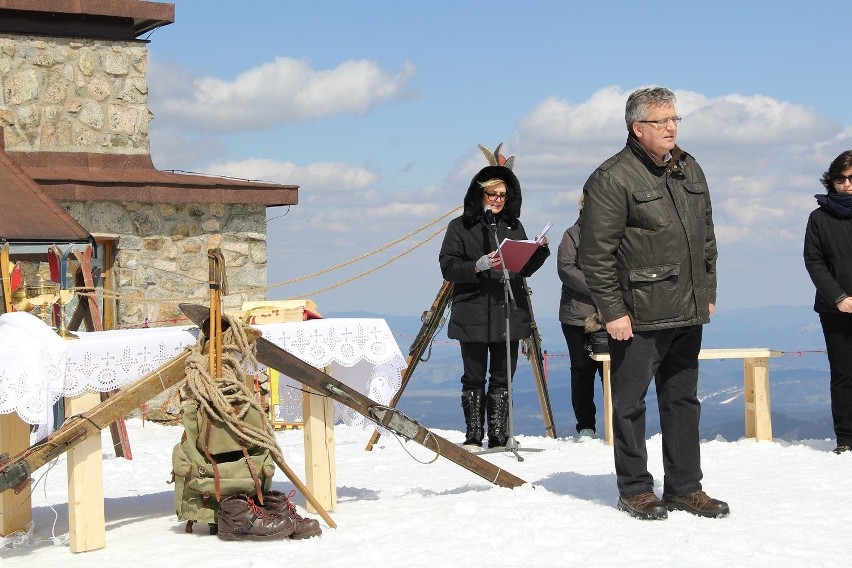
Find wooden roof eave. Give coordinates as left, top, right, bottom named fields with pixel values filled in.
left=9, top=152, right=299, bottom=207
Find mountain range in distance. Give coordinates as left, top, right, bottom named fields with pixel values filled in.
left=326, top=304, right=833, bottom=443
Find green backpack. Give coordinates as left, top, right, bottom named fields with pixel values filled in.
left=170, top=400, right=276, bottom=531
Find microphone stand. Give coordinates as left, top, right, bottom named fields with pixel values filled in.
left=476, top=215, right=543, bottom=462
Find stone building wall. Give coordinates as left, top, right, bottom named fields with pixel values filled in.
left=62, top=200, right=268, bottom=326
left=0, top=34, right=150, bottom=153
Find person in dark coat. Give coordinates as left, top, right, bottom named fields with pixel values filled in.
left=579, top=87, right=728, bottom=521
left=439, top=152, right=549, bottom=450
left=803, top=149, right=852, bottom=455
left=557, top=194, right=604, bottom=439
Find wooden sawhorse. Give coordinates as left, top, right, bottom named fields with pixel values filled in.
left=590, top=348, right=783, bottom=445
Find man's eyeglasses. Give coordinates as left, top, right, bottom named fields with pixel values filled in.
left=484, top=191, right=508, bottom=201
left=833, top=175, right=852, bottom=185
left=638, top=116, right=682, bottom=128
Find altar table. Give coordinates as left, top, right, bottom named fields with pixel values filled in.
left=0, top=312, right=406, bottom=549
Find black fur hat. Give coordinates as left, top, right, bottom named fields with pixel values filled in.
left=461, top=144, right=522, bottom=228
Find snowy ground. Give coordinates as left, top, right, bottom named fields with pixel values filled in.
left=1, top=419, right=849, bottom=567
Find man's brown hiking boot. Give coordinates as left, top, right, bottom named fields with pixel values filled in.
left=617, top=491, right=668, bottom=520
left=663, top=490, right=730, bottom=518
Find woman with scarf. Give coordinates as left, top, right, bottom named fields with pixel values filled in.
left=804, top=149, right=852, bottom=454
left=439, top=160, right=549, bottom=451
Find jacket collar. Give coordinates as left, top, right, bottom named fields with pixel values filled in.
left=627, top=135, right=687, bottom=176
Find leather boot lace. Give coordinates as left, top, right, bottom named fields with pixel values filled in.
left=629, top=492, right=660, bottom=507
left=246, top=495, right=276, bottom=519
left=280, top=489, right=307, bottom=520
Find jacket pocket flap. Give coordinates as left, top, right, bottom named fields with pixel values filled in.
left=684, top=182, right=707, bottom=195
left=629, top=264, right=679, bottom=282
left=632, top=188, right=663, bottom=203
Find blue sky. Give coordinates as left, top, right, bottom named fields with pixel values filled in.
left=143, top=1, right=851, bottom=318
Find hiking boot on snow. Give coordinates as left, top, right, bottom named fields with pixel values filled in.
left=663, top=490, right=730, bottom=518
left=262, top=490, right=322, bottom=539
left=216, top=494, right=295, bottom=541
left=617, top=491, right=668, bottom=520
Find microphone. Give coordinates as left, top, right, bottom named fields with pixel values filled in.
left=484, top=205, right=496, bottom=226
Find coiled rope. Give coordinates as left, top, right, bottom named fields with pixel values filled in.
left=180, top=313, right=287, bottom=467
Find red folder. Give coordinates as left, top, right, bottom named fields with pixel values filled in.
left=489, top=221, right=552, bottom=272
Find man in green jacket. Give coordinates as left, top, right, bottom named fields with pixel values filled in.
left=579, top=87, right=729, bottom=520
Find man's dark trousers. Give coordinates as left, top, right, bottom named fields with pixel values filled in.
left=609, top=325, right=704, bottom=497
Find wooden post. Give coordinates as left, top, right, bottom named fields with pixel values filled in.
left=601, top=360, right=613, bottom=446
left=744, top=357, right=773, bottom=442
left=0, top=413, right=32, bottom=536
left=302, top=379, right=336, bottom=513
left=65, top=391, right=106, bottom=552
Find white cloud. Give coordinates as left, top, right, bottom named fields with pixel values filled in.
left=500, top=86, right=849, bottom=250
left=149, top=57, right=418, bottom=132
left=677, top=91, right=836, bottom=146
left=516, top=87, right=627, bottom=147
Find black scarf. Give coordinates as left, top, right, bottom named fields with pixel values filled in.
left=815, top=192, right=852, bottom=220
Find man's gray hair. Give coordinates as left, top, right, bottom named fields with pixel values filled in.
left=625, top=87, right=676, bottom=132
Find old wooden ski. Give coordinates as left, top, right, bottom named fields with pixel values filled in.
left=522, top=279, right=557, bottom=438
left=364, top=280, right=453, bottom=451
left=71, top=244, right=133, bottom=460
left=179, top=303, right=525, bottom=489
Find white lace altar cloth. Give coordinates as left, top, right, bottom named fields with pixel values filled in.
left=0, top=312, right=406, bottom=430
left=258, top=319, right=406, bottom=427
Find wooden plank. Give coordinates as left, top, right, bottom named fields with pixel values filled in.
left=65, top=391, right=106, bottom=553
left=0, top=413, right=32, bottom=536
left=592, top=348, right=783, bottom=363
left=697, top=348, right=783, bottom=359
left=302, top=381, right=336, bottom=513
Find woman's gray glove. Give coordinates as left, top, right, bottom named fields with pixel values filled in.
left=475, top=254, right=493, bottom=272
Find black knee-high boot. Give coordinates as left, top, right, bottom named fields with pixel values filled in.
left=486, top=387, right=509, bottom=448
left=461, top=388, right=485, bottom=448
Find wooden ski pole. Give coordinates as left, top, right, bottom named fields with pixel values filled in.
left=207, top=249, right=224, bottom=379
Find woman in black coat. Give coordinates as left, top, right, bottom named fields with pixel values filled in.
left=439, top=163, right=549, bottom=450
left=803, top=149, right=852, bottom=454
